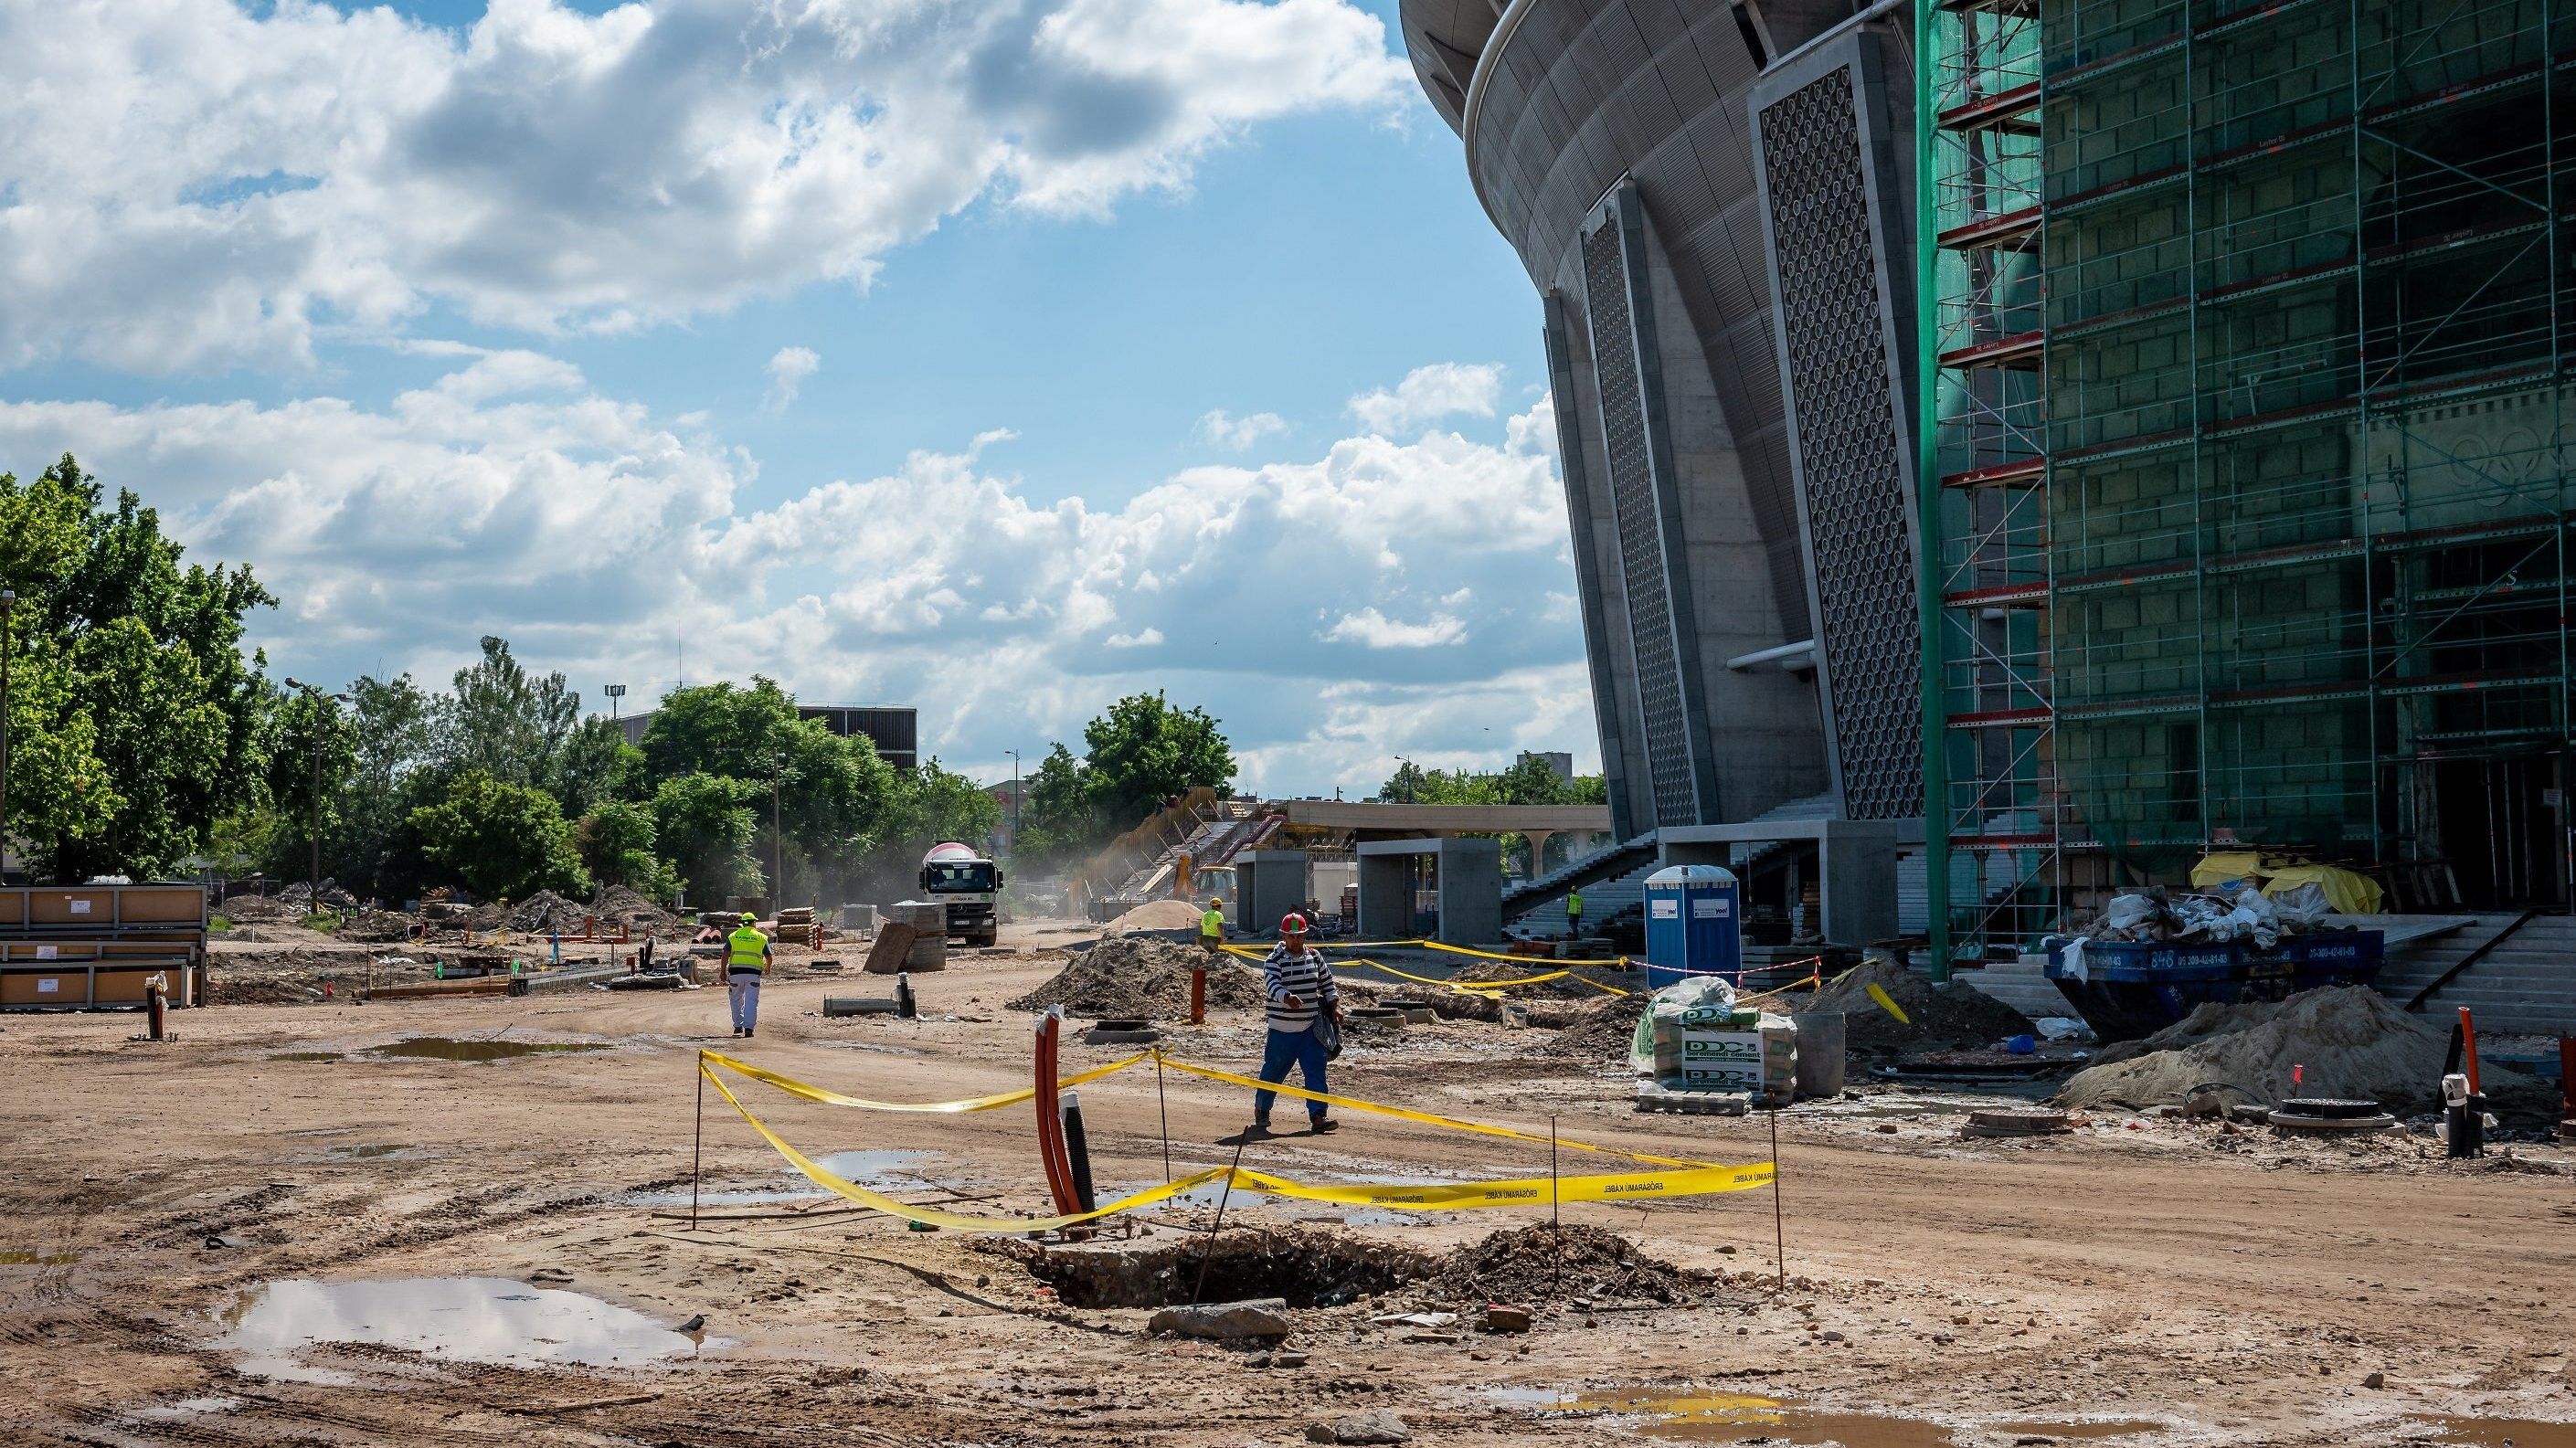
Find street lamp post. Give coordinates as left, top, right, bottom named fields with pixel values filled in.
left=1393, top=755, right=1413, bottom=805
left=283, top=679, right=353, bottom=913
left=604, top=682, right=627, bottom=722
left=1006, top=748, right=1022, bottom=835
left=0, top=589, right=14, bottom=881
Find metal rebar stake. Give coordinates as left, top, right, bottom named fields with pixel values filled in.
left=691, top=1054, right=707, bottom=1232
left=1189, top=1125, right=1256, bottom=1305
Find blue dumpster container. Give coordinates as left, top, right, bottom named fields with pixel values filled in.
left=1643, top=864, right=1741, bottom=992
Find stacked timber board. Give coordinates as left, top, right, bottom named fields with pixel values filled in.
left=0, top=883, right=207, bottom=1010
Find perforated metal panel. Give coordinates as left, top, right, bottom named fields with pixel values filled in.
left=1756, top=63, right=1924, bottom=821
left=1581, top=200, right=1701, bottom=828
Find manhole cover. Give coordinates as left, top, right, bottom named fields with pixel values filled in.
left=1963, top=1108, right=2072, bottom=1138
left=2273, top=1098, right=2380, bottom=1120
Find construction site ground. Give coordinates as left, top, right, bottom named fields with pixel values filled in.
left=5, top=920, right=2571, bottom=1447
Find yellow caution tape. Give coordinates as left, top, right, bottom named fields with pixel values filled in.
left=1234, top=1162, right=1773, bottom=1210
left=698, top=1062, right=1224, bottom=1231
left=1864, top=983, right=1912, bottom=1025
left=1338, top=958, right=1570, bottom=990
left=699, top=1049, right=1149, bottom=1114
left=1151, top=1053, right=1714, bottom=1170
left=701, top=1062, right=1771, bottom=1230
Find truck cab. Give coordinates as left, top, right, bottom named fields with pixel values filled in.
left=919, top=842, right=1002, bottom=947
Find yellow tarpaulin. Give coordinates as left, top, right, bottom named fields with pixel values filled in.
left=2189, top=853, right=2383, bottom=914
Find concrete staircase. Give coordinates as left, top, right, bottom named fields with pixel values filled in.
left=1501, top=830, right=1659, bottom=922
left=2395, top=911, right=2576, bottom=1035
left=1958, top=955, right=2072, bottom=1022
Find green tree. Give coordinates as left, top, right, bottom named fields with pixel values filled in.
left=1080, top=692, right=1234, bottom=828
left=638, top=679, right=899, bottom=898
left=575, top=799, right=679, bottom=901
left=1012, top=743, right=1102, bottom=871
left=651, top=772, right=764, bottom=901
left=0, top=456, right=273, bottom=879
left=260, top=685, right=361, bottom=886
left=408, top=770, right=590, bottom=902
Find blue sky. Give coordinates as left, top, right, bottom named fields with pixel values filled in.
left=0, top=0, right=1596, bottom=796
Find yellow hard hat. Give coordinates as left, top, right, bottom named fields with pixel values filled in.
left=740, top=912, right=757, bottom=924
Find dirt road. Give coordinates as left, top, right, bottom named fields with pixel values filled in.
left=2, top=925, right=2569, bottom=1446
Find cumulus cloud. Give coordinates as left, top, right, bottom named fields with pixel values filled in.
left=763, top=347, right=822, bottom=414
left=0, top=0, right=1409, bottom=373
left=1347, top=362, right=1504, bottom=435
left=1195, top=408, right=1288, bottom=450
left=1321, top=607, right=1467, bottom=649
left=0, top=361, right=1585, bottom=793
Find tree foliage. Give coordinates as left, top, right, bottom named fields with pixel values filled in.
left=408, top=770, right=590, bottom=902
left=1080, top=692, right=1235, bottom=826
left=0, top=456, right=273, bottom=878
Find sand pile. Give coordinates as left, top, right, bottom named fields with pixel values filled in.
left=1008, top=936, right=1267, bottom=1020
left=1436, top=1223, right=1705, bottom=1305
left=1103, top=898, right=1208, bottom=935
left=1792, top=958, right=2033, bottom=1054
left=2055, top=986, right=2558, bottom=1120
left=590, top=884, right=682, bottom=938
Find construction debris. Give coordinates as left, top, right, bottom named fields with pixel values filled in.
left=1789, top=958, right=2035, bottom=1055
left=2054, top=986, right=2558, bottom=1120
left=1433, top=1223, right=1705, bottom=1305
left=1007, top=937, right=1267, bottom=1020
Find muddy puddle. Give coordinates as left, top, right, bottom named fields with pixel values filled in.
left=618, top=1149, right=925, bottom=1208
left=0, top=1250, right=81, bottom=1264
left=2422, top=1419, right=2576, bottom=1448
left=1506, top=1386, right=1957, bottom=1446
left=218, top=1276, right=700, bottom=1384
left=369, top=1038, right=611, bottom=1062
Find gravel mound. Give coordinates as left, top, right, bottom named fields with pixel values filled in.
left=1544, top=991, right=1648, bottom=1058
left=1788, top=958, right=2034, bottom=1054
left=217, top=893, right=298, bottom=924
left=1008, top=936, right=1267, bottom=1020
left=2055, top=985, right=2558, bottom=1121
left=507, top=891, right=590, bottom=935
left=590, top=884, right=683, bottom=938
left=1436, top=1223, right=1704, bottom=1305
left=1103, top=899, right=1208, bottom=935
left=336, top=909, right=419, bottom=943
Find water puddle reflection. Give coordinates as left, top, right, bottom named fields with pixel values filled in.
left=2422, top=1419, right=2576, bottom=1448
left=1503, top=1386, right=1956, bottom=1447
left=618, top=1149, right=925, bottom=1208
left=218, top=1277, right=697, bottom=1383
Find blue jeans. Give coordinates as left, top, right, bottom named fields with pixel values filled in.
left=1253, top=1026, right=1330, bottom=1125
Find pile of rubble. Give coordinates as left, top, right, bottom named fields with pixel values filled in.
left=1793, top=958, right=2034, bottom=1054
left=1008, top=937, right=1268, bottom=1020
left=1435, top=1223, right=1706, bottom=1305
left=2065, top=883, right=2350, bottom=950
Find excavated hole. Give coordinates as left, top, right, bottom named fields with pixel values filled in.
left=981, top=1227, right=1434, bottom=1309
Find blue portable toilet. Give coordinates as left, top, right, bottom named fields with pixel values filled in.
left=1642, top=864, right=1741, bottom=992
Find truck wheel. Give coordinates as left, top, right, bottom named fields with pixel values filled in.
left=978, top=927, right=999, bottom=948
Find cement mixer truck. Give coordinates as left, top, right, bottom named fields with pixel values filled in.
left=919, top=841, right=1002, bottom=947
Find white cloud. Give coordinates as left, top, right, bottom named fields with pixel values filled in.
left=0, top=366, right=1583, bottom=794
left=763, top=346, right=822, bottom=414
left=1347, top=362, right=1504, bottom=435
left=1321, top=607, right=1467, bottom=649
left=0, top=0, right=1409, bottom=373
left=1195, top=408, right=1288, bottom=450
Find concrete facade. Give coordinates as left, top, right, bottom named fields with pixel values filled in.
left=1233, top=851, right=1311, bottom=937
left=1402, top=0, right=1924, bottom=840
left=1357, top=838, right=1504, bottom=945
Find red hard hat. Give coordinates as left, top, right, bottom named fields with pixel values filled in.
left=1279, top=913, right=1308, bottom=935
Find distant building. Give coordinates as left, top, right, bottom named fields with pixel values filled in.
left=1519, top=750, right=1575, bottom=783
left=619, top=701, right=918, bottom=771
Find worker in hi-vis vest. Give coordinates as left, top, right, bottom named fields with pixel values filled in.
left=1200, top=897, right=1225, bottom=956
left=1564, top=887, right=1585, bottom=938
left=726, top=912, right=772, bottom=1039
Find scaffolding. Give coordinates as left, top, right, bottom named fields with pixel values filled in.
left=1919, top=0, right=2576, bottom=965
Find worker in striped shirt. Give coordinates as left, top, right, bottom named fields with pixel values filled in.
left=1252, top=913, right=1341, bottom=1136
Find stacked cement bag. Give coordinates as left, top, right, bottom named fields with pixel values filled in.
left=1630, top=976, right=1798, bottom=1105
